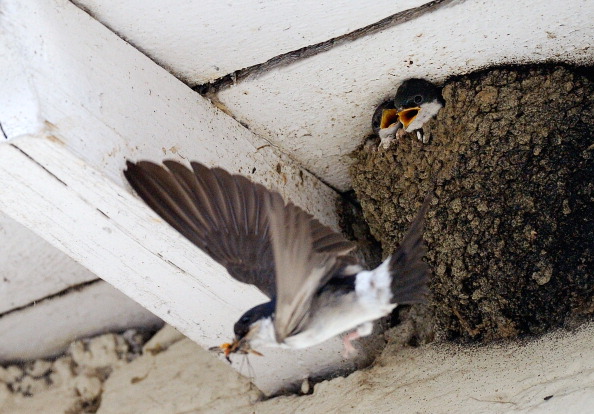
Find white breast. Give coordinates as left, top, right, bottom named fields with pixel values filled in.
left=248, top=258, right=398, bottom=350
left=404, top=100, right=442, bottom=132
left=284, top=261, right=397, bottom=349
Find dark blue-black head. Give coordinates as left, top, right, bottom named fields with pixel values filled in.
left=393, top=78, right=443, bottom=111
left=210, top=300, right=275, bottom=362
left=393, top=79, right=444, bottom=136
left=233, top=299, right=276, bottom=340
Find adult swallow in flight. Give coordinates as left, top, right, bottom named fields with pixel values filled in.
left=124, top=160, right=431, bottom=359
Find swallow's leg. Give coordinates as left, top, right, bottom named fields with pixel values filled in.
left=342, top=331, right=359, bottom=358
left=416, top=129, right=430, bottom=144
left=342, top=322, right=373, bottom=357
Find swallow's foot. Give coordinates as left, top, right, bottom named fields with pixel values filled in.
left=416, top=129, right=430, bottom=144
left=342, top=322, right=373, bottom=357
left=342, top=331, right=360, bottom=358
left=379, top=136, right=394, bottom=150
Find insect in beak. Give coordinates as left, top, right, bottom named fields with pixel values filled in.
left=221, top=341, right=237, bottom=362
left=209, top=339, right=264, bottom=363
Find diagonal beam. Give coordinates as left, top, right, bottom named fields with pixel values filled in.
left=0, top=0, right=365, bottom=394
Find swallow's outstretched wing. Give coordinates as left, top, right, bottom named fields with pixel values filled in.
left=125, top=160, right=277, bottom=296
left=124, top=160, right=356, bottom=301
left=267, top=195, right=357, bottom=343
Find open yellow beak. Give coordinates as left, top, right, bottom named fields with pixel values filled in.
left=398, top=107, right=421, bottom=129
left=379, top=108, right=399, bottom=129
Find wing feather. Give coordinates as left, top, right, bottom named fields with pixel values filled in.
left=125, top=160, right=276, bottom=296
left=389, top=193, right=432, bottom=304
left=267, top=197, right=357, bottom=342
left=125, top=160, right=358, bottom=307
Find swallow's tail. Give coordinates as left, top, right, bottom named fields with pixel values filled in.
left=388, top=193, right=432, bottom=305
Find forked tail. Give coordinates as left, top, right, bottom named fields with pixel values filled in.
left=389, top=193, right=432, bottom=305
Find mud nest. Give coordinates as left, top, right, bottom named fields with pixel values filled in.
left=350, top=65, right=594, bottom=341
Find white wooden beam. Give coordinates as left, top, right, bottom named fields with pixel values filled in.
left=0, top=280, right=163, bottom=361
left=72, top=0, right=431, bottom=84
left=216, top=0, right=594, bottom=190
left=0, top=210, right=161, bottom=357
left=0, top=0, right=362, bottom=394
left=0, top=212, right=96, bottom=314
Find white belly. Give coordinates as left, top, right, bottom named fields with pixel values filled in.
left=249, top=261, right=396, bottom=350
left=284, top=264, right=396, bottom=349
left=283, top=296, right=394, bottom=349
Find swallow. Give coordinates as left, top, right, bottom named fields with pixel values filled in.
left=124, top=160, right=431, bottom=359
left=371, top=99, right=400, bottom=149
left=372, top=78, right=443, bottom=147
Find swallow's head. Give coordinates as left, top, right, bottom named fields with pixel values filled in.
left=393, top=79, right=443, bottom=131
left=211, top=300, right=275, bottom=361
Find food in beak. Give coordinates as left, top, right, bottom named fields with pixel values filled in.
left=209, top=338, right=263, bottom=362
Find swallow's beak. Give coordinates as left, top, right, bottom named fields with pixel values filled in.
left=379, top=108, right=399, bottom=129
left=212, top=337, right=264, bottom=362
left=398, top=107, right=421, bottom=129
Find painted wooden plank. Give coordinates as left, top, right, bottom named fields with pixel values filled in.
left=0, top=212, right=97, bottom=314
left=0, top=0, right=339, bottom=229
left=0, top=0, right=364, bottom=394
left=216, top=0, right=594, bottom=190
left=0, top=280, right=163, bottom=361
left=72, top=0, right=431, bottom=85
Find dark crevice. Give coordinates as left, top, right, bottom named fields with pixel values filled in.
left=194, top=0, right=457, bottom=94
left=0, top=279, right=103, bottom=319
left=301, top=164, right=343, bottom=195
left=96, top=208, right=110, bottom=219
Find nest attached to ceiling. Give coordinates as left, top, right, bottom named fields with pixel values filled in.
left=350, top=65, right=594, bottom=341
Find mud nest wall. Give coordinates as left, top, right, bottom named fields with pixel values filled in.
left=350, top=66, right=594, bottom=341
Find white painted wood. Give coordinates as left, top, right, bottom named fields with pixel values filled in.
left=0, top=136, right=360, bottom=395
left=217, top=0, right=594, bottom=190
left=0, top=281, right=163, bottom=360
left=72, top=0, right=430, bottom=85
left=0, top=212, right=96, bottom=313
left=0, top=0, right=339, bottom=228
left=0, top=0, right=363, bottom=394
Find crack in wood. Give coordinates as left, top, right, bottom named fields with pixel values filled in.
left=10, top=144, right=68, bottom=187
left=0, top=121, right=7, bottom=139
left=96, top=208, right=110, bottom=219
left=0, top=279, right=102, bottom=319
left=165, top=259, right=187, bottom=275
left=194, top=0, right=456, bottom=94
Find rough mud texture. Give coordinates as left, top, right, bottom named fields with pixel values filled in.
left=0, top=330, right=152, bottom=414
left=3, top=322, right=594, bottom=413
left=350, top=65, right=594, bottom=341
left=0, top=326, right=261, bottom=414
